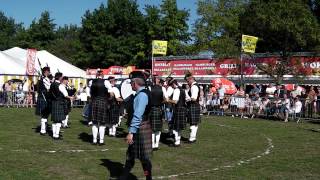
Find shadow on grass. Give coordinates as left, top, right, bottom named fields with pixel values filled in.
left=79, top=120, right=89, bottom=126
left=78, top=132, right=92, bottom=143
left=100, top=159, right=138, bottom=180
left=115, top=127, right=127, bottom=138
left=160, top=132, right=174, bottom=146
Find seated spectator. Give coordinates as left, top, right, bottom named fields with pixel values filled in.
left=280, top=94, right=291, bottom=122
left=258, top=97, right=270, bottom=116
left=266, top=84, right=276, bottom=98
left=244, top=94, right=253, bottom=118
left=250, top=83, right=260, bottom=97
left=220, top=96, right=230, bottom=116
left=290, top=85, right=301, bottom=98
left=289, top=97, right=302, bottom=119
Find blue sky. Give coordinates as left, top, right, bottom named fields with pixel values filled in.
left=0, top=0, right=198, bottom=29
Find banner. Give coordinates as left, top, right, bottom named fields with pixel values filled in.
left=152, top=40, right=168, bottom=55
left=241, top=35, right=258, bottom=53
left=86, top=66, right=136, bottom=75
left=152, top=56, right=320, bottom=76
left=26, top=49, right=37, bottom=75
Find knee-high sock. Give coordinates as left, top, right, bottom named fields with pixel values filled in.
left=189, top=125, right=198, bottom=141
left=52, top=123, right=57, bottom=137
left=173, top=130, right=181, bottom=145
left=112, top=125, right=117, bottom=136
left=118, top=116, right=122, bottom=126
left=152, top=133, right=156, bottom=148
left=56, top=123, right=61, bottom=137
left=155, top=131, right=161, bottom=148
left=63, top=115, right=69, bottom=126
left=92, top=125, right=98, bottom=143
left=40, top=118, right=47, bottom=134
left=99, top=126, right=106, bottom=143
left=109, top=127, right=113, bottom=136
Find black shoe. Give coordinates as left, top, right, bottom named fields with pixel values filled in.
left=153, top=148, right=159, bottom=151
left=40, top=132, right=46, bottom=136
left=169, top=144, right=180, bottom=147
left=92, top=142, right=97, bottom=145
left=99, top=142, right=105, bottom=146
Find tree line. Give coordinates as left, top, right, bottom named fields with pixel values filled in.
left=0, top=0, right=320, bottom=69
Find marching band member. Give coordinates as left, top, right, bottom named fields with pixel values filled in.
left=185, top=73, right=201, bottom=143
left=36, top=67, right=52, bottom=136
left=150, top=75, right=164, bottom=150
left=108, top=76, right=123, bottom=137
left=50, top=74, right=73, bottom=140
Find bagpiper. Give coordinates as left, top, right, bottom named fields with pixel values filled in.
left=90, top=70, right=112, bottom=145
left=167, top=79, right=187, bottom=147
left=185, top=73, right=201, bottom=143
left=50, top=74, right=73, bottom=140
left=108, top=76, right=123, bottom=137
left=150, top=75, right=164, bottom=150
left=62, top=83, right=76, bottom=128
left=36, top=66, right=52, bottom=135
left=120, top=71, right=152, bottom=180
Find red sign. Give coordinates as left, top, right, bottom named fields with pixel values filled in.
left=26, top=49, right=37, bottom=75
left=86, top=66, right=136, bottom=75
left=212, top=78, right=237, bottom=94
left=152, top=56, right=320, bottom=76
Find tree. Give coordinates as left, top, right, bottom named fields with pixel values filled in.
left=0, top=11, right=23, bottom=50
left=194, top=0, right=248, bottom=58
left=160, top=0, right=190, bottom=55
left=241, top=0, right=320, bottom=84
left=80, top=1, right=146, bottom=68
left=27, top=11, right=56, bottom=49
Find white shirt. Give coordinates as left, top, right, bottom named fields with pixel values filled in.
left=190, top=82, right=199, bottom=100
left=172, top=88, right=180, bottom=102
left=218, top=87, right=225, bottom=99
left=57, top=81, right=68, bottom=97
left=23, top=82, right=29, bottom=92
left=266, top=87, right=276, bottom=97
left=294, top=101, right=302, bottom=113
left=163, top=86, right=174, bottom=99
left=110, top=86, right=121, bottom=99
left=43, top=76, right=51, bottom=91
left=282, top=98, right=291, bottom=109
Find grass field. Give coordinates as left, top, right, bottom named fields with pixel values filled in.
left=0, top=108, right=320, bottom=180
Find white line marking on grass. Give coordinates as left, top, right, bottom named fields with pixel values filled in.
left=145, top=123, right=275, bottom=180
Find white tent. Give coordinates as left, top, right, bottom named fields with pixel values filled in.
left=0, top=51, right=26, bottom=75
left=3, top=47, right=86, bottom=78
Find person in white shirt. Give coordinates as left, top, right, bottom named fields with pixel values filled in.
left=163, top=78, right=174, bottom=124
left=108, top=76, right=123, bottom=137
left=185, top=73, right=201, bottom=143
left=50, top=73, right=74, bottom=140
left=290, top=97, right=302, bottom=119
left=266, top=84, right=276, bottom=98
left=281, top=94, right=291, bottom=122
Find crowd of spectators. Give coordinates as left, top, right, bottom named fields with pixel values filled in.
left=203, top=83, right=320, bottom=122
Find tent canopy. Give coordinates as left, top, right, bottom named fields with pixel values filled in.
left=0, top=51, right=25, bottom=75
left=2, top=47, right=86, bottom=78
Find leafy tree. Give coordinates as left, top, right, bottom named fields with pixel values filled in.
left=80, top=1, right=146, bottom=68
left=0, top=11, right=23, bottom=50
left=194, top=0, right=248, bottom=58
left=27, top=11, right=56, bottom=49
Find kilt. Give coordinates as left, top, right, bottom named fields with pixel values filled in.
left=35, top=96, right=51, bottom=118
left=127, top=121, right=152, bottom=160
left=109, top=105, right=120, bottom=125
left=173, top=106, right=187, bottom=131
left=149, top=106, right=163, bottom=132
left=65, top=99, right=72, bottom=114
left=51, top=100, right=66, bottom=123
left=91, top=97, right=110, bottom=126
left=187, top=103, right=201, bottom=125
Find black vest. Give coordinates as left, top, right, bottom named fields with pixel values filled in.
left=127, top=88, right=151, bottom=127
left=90, top=79, right=108, bottom=98
left=37, top=76, right=49, bottom=98
left=50, top=81, right=65, bottom=101
left=150, top=85, right=164, bottom=107
left=176, top=88, right=186, bottom=107
left=188, top=83, right=200, bottom=103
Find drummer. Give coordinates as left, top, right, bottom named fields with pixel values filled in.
left=108, top=76, right=123, bottom=137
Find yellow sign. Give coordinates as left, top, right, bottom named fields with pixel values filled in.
left=241, top=35, right=258, bottom=53
left=152, top=40, right=168, bottom=55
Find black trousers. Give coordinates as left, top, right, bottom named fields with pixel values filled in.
left=120, top=150, right=152, bottom=180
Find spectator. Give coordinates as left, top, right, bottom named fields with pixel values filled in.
left=217, top=83, right=225, bottom=104
left=250, top=83, right=260, bottom=96
left=5, top=81, right=13, bottom=107
left=244, top=94, right=253, bottom=118
left=235, top=86, right=245, bottom=118
left=290, top=85, right=301, bottom=98
left=258, top=97, right=270, bottom=116
left=274, top=84, right=286, bottom=98
left=266, top=84, right=276, bottom=98
left=290, top=97, right=302, bottom=120
left=308, top=86, right=317, bottom=116
left=280, top=94, right=290, bottom=122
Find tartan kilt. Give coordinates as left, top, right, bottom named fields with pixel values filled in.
left=51, top=100, right=66, bottom=123
left=35, top=97, right=51, bottom=118
left=173, top=106, right=187, bottom=131
left=65, top=99, right=72, bottom=114
left=109, top=105, right=120, bottom=125
left=127, top=121, right=152, bottom=160
left=91, top=97, right=110, bottom=126
left=187, top=103, right=201, bottom=125
left=149, top=106, right=163, bottom=132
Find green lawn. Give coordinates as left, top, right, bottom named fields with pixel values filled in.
left=0, top=108, right=320, bottom=180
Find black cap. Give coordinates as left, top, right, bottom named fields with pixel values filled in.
left=54, top=72, right=63, bottom=80
left=62, top=76, right=69, bottom=81
left=42, top=67, right=50, bottom=73
left=184, top=72, right=193, bottom=80
left=129, top=71, right=148, bottom=81
left=107, top=76, right=115, bottom=80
